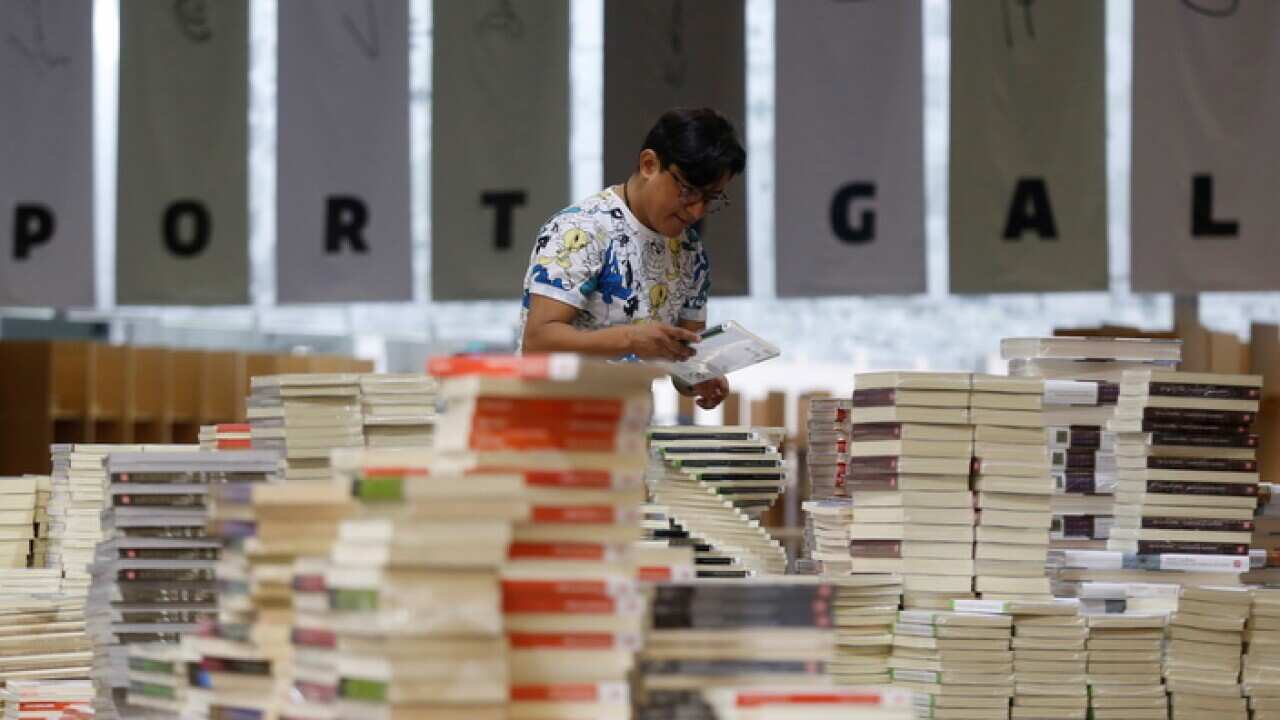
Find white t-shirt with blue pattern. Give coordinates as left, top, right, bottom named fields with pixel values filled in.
left=518, top=187, right=711, bottom=343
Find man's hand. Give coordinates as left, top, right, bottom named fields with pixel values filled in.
left=627, top=323, right=700, bottom=362
left=677, top=376, right=729, bottom=410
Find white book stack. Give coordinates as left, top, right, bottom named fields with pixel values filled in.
left=705, top=685, right=914, bottom=720
left=1245, top=589, right=1280, bottom=719
left=955, top=598, right=1088, bottom=720
left=1086, top=613, right=1168, bottom=720
left=1004, top=337, right=1184, bottom=557
left=359, top=373, right=438, bottom=448
left=830, top=574, right=904, bottom=686
left=1107, top=371, right=1262, bottom=585
left=0, top=595, right=89, bottom=684
left=86, top=450, right=276, bottom=718
left=803, top=397, right=853, bottom=575
left=969, top=375, right=1053, bottom=602
left=247, top=374, right=364, bottom=482
left=1165, top=586, right=1251, bottom=720
left=647, top=427, right=788, bottom=577
left=889, top=610, right=1014, bottom=719
left=849, top=372, right=975, bottom=610
left=0, top=476, right=39, bottom=569
left=0, top=680, right=92, bottom=720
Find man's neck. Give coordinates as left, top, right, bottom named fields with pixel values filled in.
left=622, top=175, right=657, bottom=233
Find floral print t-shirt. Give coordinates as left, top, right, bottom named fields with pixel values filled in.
left=517, top=187, right=711, bottom=344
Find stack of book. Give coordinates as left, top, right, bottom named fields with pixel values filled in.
left=1107, top=371, right=1262, bottom=584
left=830, top=574, right=903, bottom=686
left=849, top=371, right=975, bottom=610
left=197, top=423, right=251, bottom=451
left=803, top=397, right=853, bottom=575
left=87, top=449, right=276, bottom=718
left=359, top=373, right=438, bottom=448
left=638, top=503, right=742, bottom=580
left=0, top=476, right=39, bottom=569
left=889, top=609, right=1014, bottom=718
left=704, top=685, right=914, bottom=720
left=1004, top=337, right=1184, bottom=555
left=0, top=680, right=93, bottom=720
left=634, top=579, right=838, bottom=718
left=969, top=374, right=1054, bottom=602
left=247, top=374, right=364, bottom=481
left=1245, top=588, right=1280, bottom=719
left=429, top=354, right=661, bottom=719
left=49, top=445, right=125, bottom=596
left=122, top=641, right=188, bottom=716
left=32, top=475, right=52, bottom=568
left=647, top=427, right=788, bottom=577
left=1086, top=613, right=1168, bottom=719
left=0, top=595, right=90, bottom=682
left=959, top=598, right=1088, bottom=720
left=1165, top=586, right=1251, bottom=719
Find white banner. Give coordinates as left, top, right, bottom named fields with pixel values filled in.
left=949, top=0, right=1108, bottom=293
left=276, top=0, right=412, bottom=303
left=603, top=0, right=749, bottom=296
left=775, top=0, right=924, bottom=297
left=431, top=0, right=571, bottom=301
left=116, top=0, right=249, bottom=305
left=1131, top=1, right=1280, bottom=292
left=0, top=0, right=94, bottom=306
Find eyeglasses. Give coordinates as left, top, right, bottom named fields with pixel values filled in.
left=667, top=167, right=730, bottom=214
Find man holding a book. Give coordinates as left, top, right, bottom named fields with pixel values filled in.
left=518, top=108, right=745, bottom=410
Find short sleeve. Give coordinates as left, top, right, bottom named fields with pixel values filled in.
left=678, top=238, right=710, bottom=323
left=524, top=217, right=604, bottom=310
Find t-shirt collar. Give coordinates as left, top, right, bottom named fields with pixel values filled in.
left=607, top=186, right=675, bottom=244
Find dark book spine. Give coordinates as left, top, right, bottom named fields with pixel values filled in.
left=1058, top=449, right=1097, bottom=469
left=650, top=432, right=754, bottom=441
left=676, top=458, right=779, bottom=468
left=112, top=494, right=207, bottom=508
left=1066, top=429, right=1102, bottom=449
left=1057, top=515, right=1098, bottom=539
left=1141, top=517, right=1255, bottom=532
left=1150, top=432, right=1260, bottom=449
left=852, top=388, right=898, bottom=407
left=850, top=423, right=904, bottom=441
left=698, top=472, right=785, bottom=481
left=1142, top=408, right=1256, bottom=425
left=1058, top=471, right=1099, bottom=494
left=848, top=457, right=902, bottom=472
left=1147, top=382, right=1261, bottom=400
left=1142, top=420, right=1253, bottom=434
left=848, top=539, right=903, bottom=558
left=664, top=446, right=768, bottom=455
left=714, top=486, right=781, bottom=495
left=118, top=548, right=219, bottom=561
left=1146, top=457, right=1257, bottom=472
left=1137, top=540, right=1249, bottom=556
left=1144, top=480, right=1258, bottom=497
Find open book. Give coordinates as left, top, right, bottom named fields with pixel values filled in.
left=661, top=321, right=781, bottom=386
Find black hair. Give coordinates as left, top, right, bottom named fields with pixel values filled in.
left=640, top=108, right=746, bottom=189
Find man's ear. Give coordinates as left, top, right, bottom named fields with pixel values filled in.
left=637, top=149, right=661, bottom=179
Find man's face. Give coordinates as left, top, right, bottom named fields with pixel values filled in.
left=639, top=151, right=731, bottom=238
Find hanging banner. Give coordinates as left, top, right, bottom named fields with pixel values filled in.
left=775, top=0, right=924, bottom=297
left=431, top=0, right=570, bottom=301
left=0, top=0, right=94, bottom=307
left=1131, top=2, right=1280, bottom=292
left=603, top=0, right=749, bottom=296
left=116, top=0, right=249, bottom=305
left=949, top=0, right=1107, bottom=294
left=276, top=0, right=412, bottom=303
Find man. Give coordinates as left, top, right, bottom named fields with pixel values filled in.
left=519, top=108, right=745, bottom=410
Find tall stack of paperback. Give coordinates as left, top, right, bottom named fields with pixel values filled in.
left=634, top=579, right=838, bottom=719
left=849, top=372, right=975, bottom=610
left=969, top=375, right=1054, bottom=602
left=0, top=595, right=91, bottom=682
left=1164, top=586, right=1251, bottom=719
left=889, top=609, right=1014, bottom=718
left=703, top=685, right=914, bottom=720
left=1245, top=588, right=1280, bottom=719
left=429, top=354, right=661, bottom=719
left=247, top=374, right=364, bottom=481
left=1086, top=613, right=1168, bottom=720
left=49, top=445, right=125, bottom=596
left=1108, top=371, right=1263, bottom=583
left=0, top=476, right=39, bottom=569
left=956, top=598, right=1089, bottom=720
left=1003, top=337, right=1183, bottom=554
left=222, top=481, right=355, bottom=719
left=87, top=449, right=276, bottom=718
left=359, top=373, right=438, bottom=448
left=803, top=397, right=853, bottom=573
left=647, top=426, right=788, bottom=577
